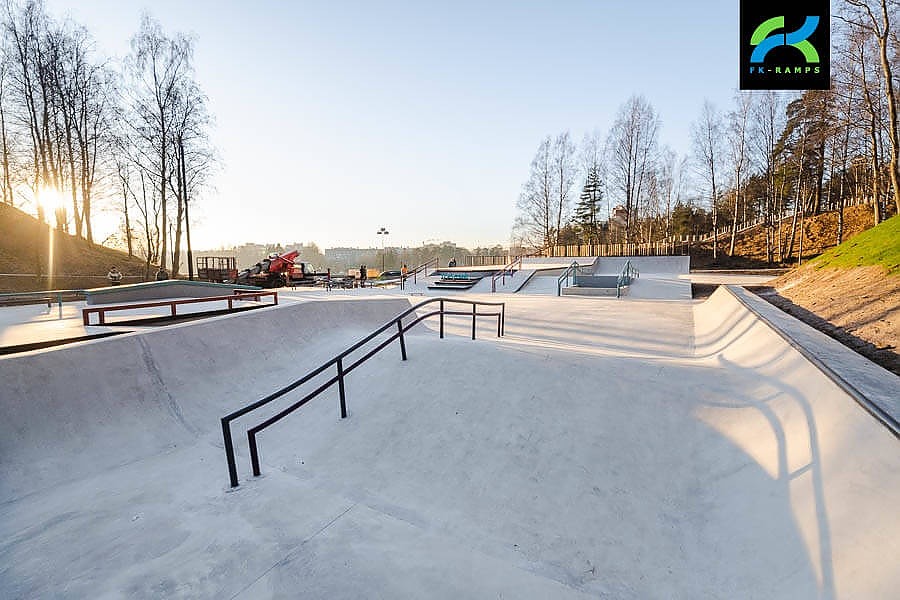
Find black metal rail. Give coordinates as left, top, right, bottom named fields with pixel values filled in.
left=221, top=297, right=506, bottom=487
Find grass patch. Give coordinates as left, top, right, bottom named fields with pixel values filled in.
left=811, top=214, right=900, bottom=274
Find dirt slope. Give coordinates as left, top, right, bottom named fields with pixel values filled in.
left=759, top=247, right=900, bottom=377
left=0, top=202, right=148, bottom=292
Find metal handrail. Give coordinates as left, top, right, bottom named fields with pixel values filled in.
left=615, top=261, right=640, bottom=298
left=557, top=261, right=582, bottom=296
left=490, top=256, right=522, bottom=293
left=221, top=297, right=507, bottom=488
left=408, top=257, right=439, bottom=284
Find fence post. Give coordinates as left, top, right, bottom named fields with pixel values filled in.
left=337, top=358, right=348, bottom=418
left=471, top=304, right=476, bottom=340
left=440, top=300, right=444, bottom=338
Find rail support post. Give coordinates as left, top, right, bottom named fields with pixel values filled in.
left=397, top=319, right=407, bottom=361
left=249, top=430, right=261, bottom=477
left=439, top=300, right=444, bottom=339
left=337, top=358, right=348, bottom=418
left=222, top=418, right=239, bottom=488
left=471, top=304, right=476, bottom=340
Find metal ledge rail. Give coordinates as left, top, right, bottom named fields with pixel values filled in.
left=616, top=261, right=639, bottom=298
left=491, top=256, right=522, bottom=292
left=221, top=297, right=506, bottom=488
left=82, top=291, right=278, bottom=326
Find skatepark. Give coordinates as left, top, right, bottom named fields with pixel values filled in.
left=1, top=257, right=898, bottom=599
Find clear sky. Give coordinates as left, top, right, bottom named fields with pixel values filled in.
left=47, top=0, right=740, bottom=250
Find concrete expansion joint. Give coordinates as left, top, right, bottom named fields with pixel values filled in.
left=228, top=502, right=359, bottom=600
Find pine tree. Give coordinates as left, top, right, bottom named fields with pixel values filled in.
left=573, top=166, right=603, bottom=243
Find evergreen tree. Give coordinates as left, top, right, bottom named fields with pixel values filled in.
left=573, top=166, right=603, bottom=243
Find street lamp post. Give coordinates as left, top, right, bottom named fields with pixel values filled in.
left=376, top=227, right=389, bottom=273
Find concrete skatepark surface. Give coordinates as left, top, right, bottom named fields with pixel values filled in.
left=1, top=284, right=899, bottom=598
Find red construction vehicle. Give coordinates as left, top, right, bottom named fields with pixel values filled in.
left=196, top=256, right=238, bottom=283
left=235, top=250, right=326, bottom=288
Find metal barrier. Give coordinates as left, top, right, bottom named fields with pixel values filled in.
left=82, top=291, right=277, bottom=325
left=221, top=297, right=506, bottom=488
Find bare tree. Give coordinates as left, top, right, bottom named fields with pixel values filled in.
left=691, top=101, right=723, bottom=259
left=727, top=93, right=753, bottom=256
left=607, top=95, right=660, bottom=243
left=842, top=0, right=900, bottom=213
left=124, top=13, right=193, bottom=272
left=515, top=136, right=554, bottom=249
left=552, top=131, right=576, bottom=246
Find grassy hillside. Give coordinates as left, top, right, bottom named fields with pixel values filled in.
left=0, top=202, right=149, bottom=292
left=808, top=214, right=900, bottom=274
left=762, top=213, right=900, bottom=375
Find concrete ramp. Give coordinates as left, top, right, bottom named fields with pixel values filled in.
left=2, top=289, right=899, bottom=598
left=0, top=297, right=411, bottom=500
left=592, top=255, right=690, bottom=274
left=692, top=287, right=900, bottom=599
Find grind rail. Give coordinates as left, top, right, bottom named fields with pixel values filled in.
left=491, top=256, right=523, bottom=292
left=221, top=297, right=506, bottom=488
left=82, top=291, right=277, bottom=325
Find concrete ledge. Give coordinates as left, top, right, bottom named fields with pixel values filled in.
left=85, top=280, right=262, bottom=305
left=725, top=285, right=900, bottom=437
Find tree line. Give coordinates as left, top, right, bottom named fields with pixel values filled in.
left=0, top=0, right=213, bottom=277
left=514, top=0, right=900, bottom=264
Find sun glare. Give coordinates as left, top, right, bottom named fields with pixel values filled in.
left=38, top=186, right=66, bottom=213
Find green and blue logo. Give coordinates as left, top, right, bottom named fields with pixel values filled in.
left=750, top=16, right=820, bottom=64
left=740, top=2, right=830, bottom=90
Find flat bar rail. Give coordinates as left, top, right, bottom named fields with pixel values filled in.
left=0, top=289, right=86, bottom=318
left=221, top=297, right=506, bottom=488
left=82, top=291, right=278, bottom=325
left=490, top=256, right=522, bottom=292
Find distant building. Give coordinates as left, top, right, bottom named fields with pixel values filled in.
left=325, top=247, right=377, bottom=265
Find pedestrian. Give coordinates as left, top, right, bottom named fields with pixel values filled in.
left=401, top=263, right=408, bottom=290
left=448, top=257, right=457, bottom=268
left=155, top=266, right=169, bottom=281
left=359, top=264, right=367, bottom=288
left=107, top=266, right=123, bottom=286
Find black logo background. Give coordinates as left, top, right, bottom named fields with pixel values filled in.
left=740, top=0, right=830, bottom=90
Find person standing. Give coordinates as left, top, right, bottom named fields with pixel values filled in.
left=107, top=266, right=123, bottom=286
left=155, top=266, right=169, bottom=281
left=400, top=263, right=408, bottom=290
left=359, top=264, right=367, bottom=288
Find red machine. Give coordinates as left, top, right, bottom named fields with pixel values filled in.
left=235, top=250, right=324, bottom=288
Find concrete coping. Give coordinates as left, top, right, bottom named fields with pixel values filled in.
left=725, top=285, right=900, bottom=438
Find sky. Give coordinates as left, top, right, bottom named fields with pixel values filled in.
left=46, top=0, right=741, bottom=250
